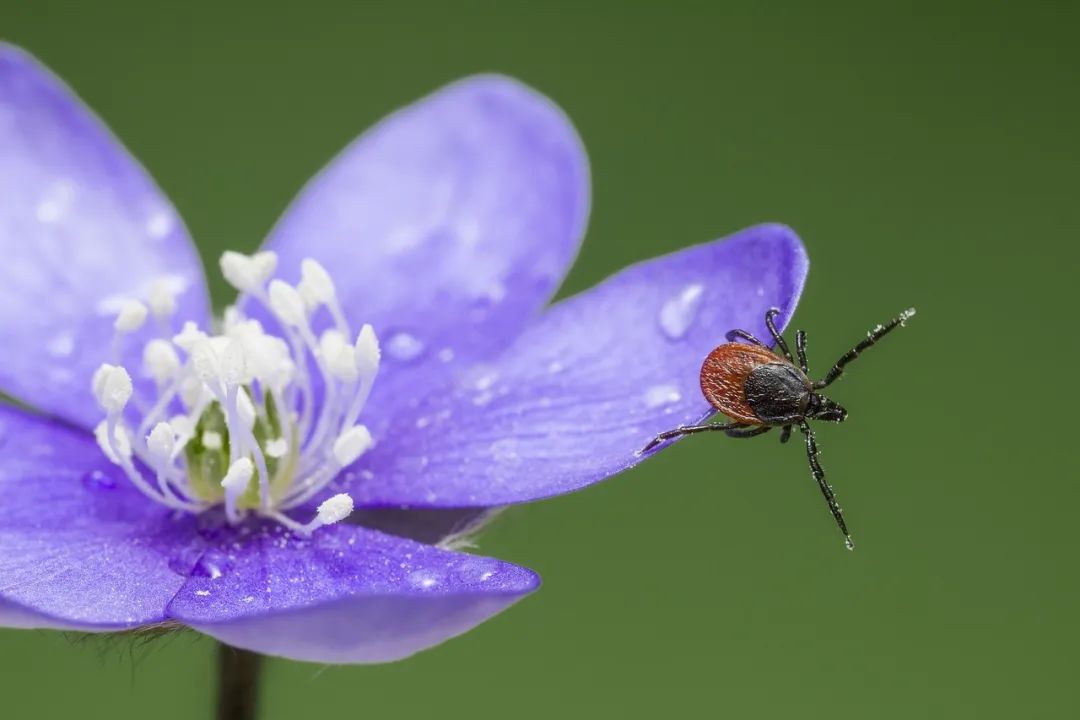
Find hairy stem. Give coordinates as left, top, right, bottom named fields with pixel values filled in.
left=216, top=642, right=263, bottom=720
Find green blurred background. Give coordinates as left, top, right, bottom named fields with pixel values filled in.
left=2, top=1, right=1077, bottom=717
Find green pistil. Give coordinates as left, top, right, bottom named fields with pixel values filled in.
left=184, top=388, right=296, bottom=507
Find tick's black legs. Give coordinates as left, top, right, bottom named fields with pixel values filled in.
left=764, top=308, right=793, bottom=362
left=795, top=330, right=808, bottom=374
left=724, top=425, right=772, bottom=439
left=800, top=421, right=854, bottom=550
left=813, top=309, right=915, bottom=389
left=725, top=329, right=769, bottom=348
left=779, top=425, right=793, bottom=443
left=642, top=421, right=744, bottom=453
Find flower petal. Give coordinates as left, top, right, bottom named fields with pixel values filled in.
left=341, top=223, right=808, bottom=506
left=259, top=74, right=589, bottom=416
left=0, top=405, right=203, bottom=629
left=167, top=522, right=539, bottom=664
left=0, top=44, right=209, bottom=429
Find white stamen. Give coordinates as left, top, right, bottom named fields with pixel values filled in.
left=297, top=258, right=337, bottom=309
left=173, top=321, right=207, bottom=352
left=94, top=420, right=132, bottom=463
left=354, top=324, right=380, bottom=375
left=332, top=425, right=373, bottom=467
left=143, top=339, right=181, bottom=385
left=87, top=251, right=382, bottom=536
left=220, top=250, right=278, bottom=294
left=221, top=457, right=253, bottom=495
left=92, top=364, right=133, bottom=413
left=268, top=280, right=307, bottom=327
left=147, top=279, right=179, bottom=319
left=266, top=438, right=289, bottom=458
left=236, top=387, right=257, bottom=431
left=314, top=493, right=353, bottom=526
left=320, top=330, right=358, bottom=382
left=146, top=422, right=176, bottom=462
left=114, top=300, right=148, bottom=333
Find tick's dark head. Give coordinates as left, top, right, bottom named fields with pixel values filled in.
left=807, top=393, right=847, bottom=423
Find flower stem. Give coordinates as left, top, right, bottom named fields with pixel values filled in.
left=216, top=642, right=263, bottom=720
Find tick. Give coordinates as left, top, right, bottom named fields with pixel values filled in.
left=644, top=306, right=916, bottom=550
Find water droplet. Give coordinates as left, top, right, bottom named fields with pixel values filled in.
left=192, top=550, right=233, bottom=579
left=658, top=283, right=705, bottom=340
left=490, top=438, right=521, bottom=464
left=547, top=360, right=564, bottom=374
left=643, top=384, right=682, bottom=409
left=145, top=210, right=175, bottom=239
left=47, top=331, right=75, bottom=358
left=385, top=331, right=425, bottom=363
left=81, top=470, right=117, bottom=491
left=408, top=569, right=441, bottom=589
left=194, top=589, right=211, bottom=597
left=437, top=347, right=455, bottom=363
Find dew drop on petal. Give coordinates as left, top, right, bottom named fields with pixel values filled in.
left=408, top=569, right=441, bottom=589
left=385, top=331, right=426, bottom=363
left=192, top=549, right=233, bottom=579
left=643, top=384, right=682, bottom=409
left=81, top=470, right=117, bottom=492
left=145, top=210, right=175, bottom=239
left=658, top=283, right=705, bottom=340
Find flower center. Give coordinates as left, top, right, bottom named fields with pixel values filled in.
left=90, top=251, right=380, bottom=535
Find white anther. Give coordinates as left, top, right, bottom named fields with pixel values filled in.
left=114, top=300, right=148, bottom=333
left=220, top=250, right=278, bottom=294
left=190, top=338, right=221, bottom=383
left=314, top=493, right=354, bottom=526
left=332, top=425, right=373, bottom=467
left=320, top=330, right=358, bottom=382
left=143, top=339, right=181, bottom=385
left=92, top=364, right=133, bottom=413
left=94, top=420, right=132, bottom=463
left=354, top=324, right=380, bottom=375
left=179, top=375, right=209, bottom=410
left=173, top=321, right=207, bottom=352
left=297, top=258, right=337, bottom=308
left=219, top=338, right=248, bottom=386
left=169, top=414, right=195, bottom=439
left=147, top=279, right=179, bottom=319
left=202, top=431, right=223, bottom=450
left=236, top=388, right=257, bottom=430
left=268, top=280, right=308, bottom=327
left=220, top=457, right=254, bottom=496
left=146, top=422, right=176, bottom=462
left=266, top=438, right=289, bottom=459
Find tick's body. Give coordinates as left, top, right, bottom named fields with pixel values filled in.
left=645, top=307, right=915, bottom=550
left=701, top=343, right=810, bottom=425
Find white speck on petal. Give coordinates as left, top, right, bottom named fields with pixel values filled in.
left=644, top=384, right=682, bottom=409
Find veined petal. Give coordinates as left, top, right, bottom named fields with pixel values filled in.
left=258, top=74, right=589, bottom=421
left=0, top=406, right=203, bottom=629
left=338, top=224, right=808, bottom=506
left=168, top=522, right=539, bottom=664
left=0, top=44, right=210, bottom=430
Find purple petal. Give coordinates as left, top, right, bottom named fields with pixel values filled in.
left=167, top=522, right=539, bottom=663
left=0, top=405, right=203, bottom=629
left=339, top=223, right=808, bottom=506
left=259, top=74, right=589, bottom=420
left=0, top=44, right=209, bottom=430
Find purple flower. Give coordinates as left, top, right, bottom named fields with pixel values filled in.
left=0, top=43, right=808, bottom=664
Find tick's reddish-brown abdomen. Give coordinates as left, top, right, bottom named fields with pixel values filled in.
left=699, top=343, right=784, bottom=423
